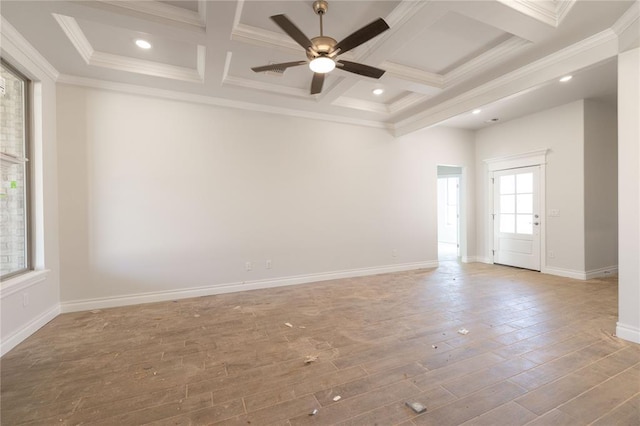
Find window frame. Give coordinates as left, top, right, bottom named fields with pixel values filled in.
left=1, top=58, right=33, bottom=281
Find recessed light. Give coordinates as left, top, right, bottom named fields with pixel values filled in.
left=559, top=75, right=572, bottom=82
left=472, top=109, right=482, bottom=114
left=372, top=88, right=384, bottom=95
left=135, top=39, right=152, bottom=49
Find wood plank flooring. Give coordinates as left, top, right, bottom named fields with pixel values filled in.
left=1, top=262, right=639, bottom=425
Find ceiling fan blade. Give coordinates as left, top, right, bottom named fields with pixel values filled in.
left=271, top=14, right=314, bottom=51
left=333, top=18, right=389, bottom=55
left=251, top=61, right=307, bottom=73
left=337, top=60, right=385, bottom=79
left=311, top=72, right=325, bottom=95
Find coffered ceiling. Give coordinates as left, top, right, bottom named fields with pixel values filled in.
left=1, top=1, right=638, bottom=134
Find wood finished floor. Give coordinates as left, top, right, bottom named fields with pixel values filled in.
left=1, top=262, right=639, bottom=425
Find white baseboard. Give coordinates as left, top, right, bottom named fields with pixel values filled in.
left=543, top=265, right=618, bottom=280
left=543, top=266, right=587, bottom=280
left=585, top=266, right=618, bottom=280
left=616, top=322, right=640, bottom=344
left=1, top=304, right=60, bottom=357
left=60, top=261, right=438, bottom=313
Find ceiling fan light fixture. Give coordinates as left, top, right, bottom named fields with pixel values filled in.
left=309, top=56, right=335, bottom=73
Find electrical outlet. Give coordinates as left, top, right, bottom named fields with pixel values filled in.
left=266, top=259, right=272, bottom=269
left=548, top=250, right=555, bottom=259
left=23, top=293, right=29, bottom=307
left=549, top=209, right=560, bottom=217
left=245, top=261, right=252, bottom=271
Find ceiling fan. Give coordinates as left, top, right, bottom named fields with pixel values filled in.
left=251, top=0, right=390, bottom=95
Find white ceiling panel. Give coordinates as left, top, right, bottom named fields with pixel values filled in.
left=391, top=11, right=512, bottom=74
left=78, top=18, right=198, bottom=68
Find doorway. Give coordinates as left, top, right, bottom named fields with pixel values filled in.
left=492, top=166, right=541, bottom=270
left=437, top=166, right=461, bottom=261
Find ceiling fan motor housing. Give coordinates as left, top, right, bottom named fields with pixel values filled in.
left=307, top=36, right=337, bottom=59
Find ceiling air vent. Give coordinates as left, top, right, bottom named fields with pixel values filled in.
left=0, top=76, right=6, bottom=96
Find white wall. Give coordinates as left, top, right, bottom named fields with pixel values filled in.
left=0, top=25, right=60, bottom=356
left=56, top=85, right=475, bottom=310
left=475, top=101, right=586, bottom=274
left=617, top=47, right=640, bottom=343
left=583, top=99, right=618, bottom=272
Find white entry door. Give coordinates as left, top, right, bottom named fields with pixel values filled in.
left=493, top=166, right=541, bottom=271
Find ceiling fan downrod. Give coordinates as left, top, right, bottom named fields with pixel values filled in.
left=313, top=0, right=329, bottom=37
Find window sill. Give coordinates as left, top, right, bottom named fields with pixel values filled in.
left=0, top=270, right=50, bottom=300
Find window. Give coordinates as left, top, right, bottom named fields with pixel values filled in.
left=499, top=172, right=534, bottom=235
left=1, top=60, right=31, bottom=280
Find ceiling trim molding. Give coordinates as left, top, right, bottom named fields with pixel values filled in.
left=54, top=14, right=204, bottom=83
left=0, top=16, right=59, bottom=81
left=496, top=0, right=575, bottom=28
left=222, top=75, right=310, bottom=99
left=555, top=1, right=578, bottom=25
left=381, top=61, right=444, bottom=88
left=91, top=51, right=205, bottom=83
left=444, top=36, right=532, bottom=88
left=353, top=0, right=430, bottom=60
left=331, top=97, right=389, bottom=114
left=53, top=14, right=93, bottom=63
left=612, top=1, right=640, bottom=36
left=231, top=23, right=301, bottom=55
left=394, top=28, right=619, bottom=135
left=97, top=0, right=205, bottom=29
left=56, top=74, right=391, bottom=130
left=388, top=92, right=426, bottom=114
left=386, top=0, right=431, bottom=28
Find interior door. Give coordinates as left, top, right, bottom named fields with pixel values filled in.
left=493, top=166, right=540, bottom=270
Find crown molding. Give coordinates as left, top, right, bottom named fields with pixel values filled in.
left=231, top=23, right=302, bottom=56
left=394, top=27, right=619, bottom=135
left=91, top=51, right=204, bottom=83
left=497, top=0, right=576, bottom=28
left=351, top=0, right=430, bottom=60
left=555, top=0, right=578, bottom=25
left=0, top=16, right=59, bottom=81
left=381, top=61, right=444, bottom=89
left=222, top=74, right=309, bottom=99
left=53, top=14, right=93, bottom=63
left=444, top=36, right=532, bottom=88
left=54, top=14, right=204, bottom=83
left=97, top=0, right=205, bottom=29
left=331, top=97, right=389, bottom=114
left=612, top=1, right=640, bottom=36
left=388, top=92, right=426, bottom=115
left=56, top=74, right=391, bottom=130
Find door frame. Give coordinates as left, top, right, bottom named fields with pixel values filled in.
left=437, top=165, right=468, bottom=262
left=437, top=173, right=461, bottom=257
left=484, top=149, right=548, bottom=271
